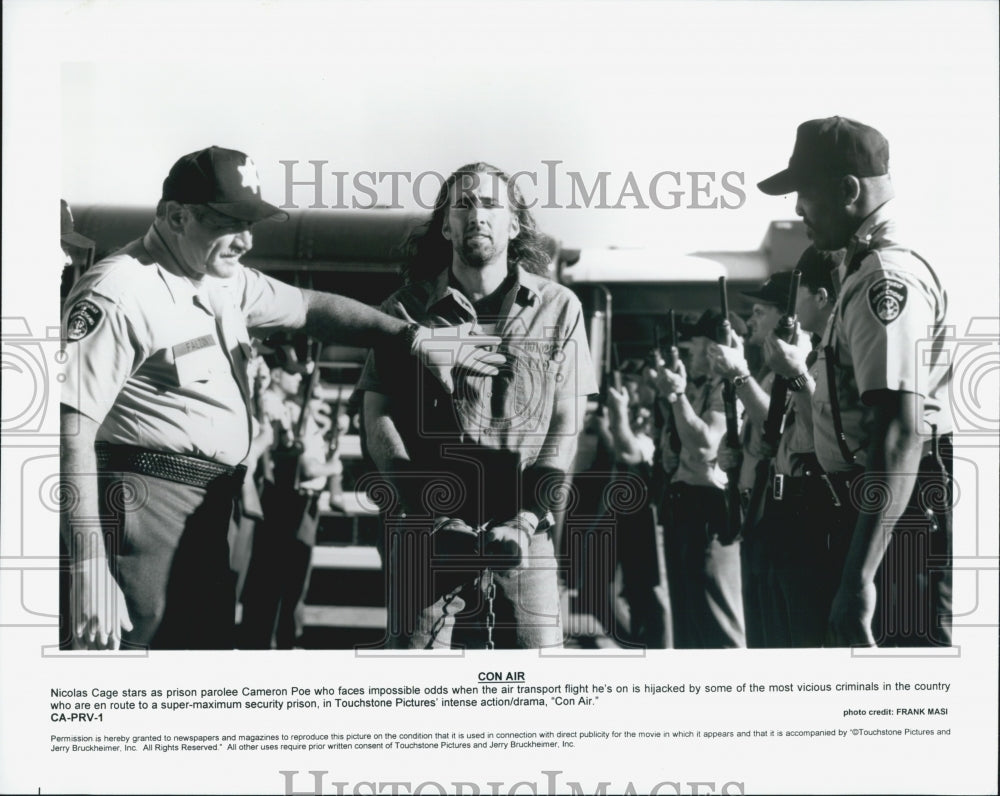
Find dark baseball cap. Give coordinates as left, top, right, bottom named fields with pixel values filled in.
left=687, top=309, right=748, bottom=340
left=60, top=199, right=94, bottom=248
left=161, top=146, right=287, bottom=222
left=757, top=117, right=889, bottom=196
left=740, top=270, right=796, bottom=307
left=795, top=246, right=843, bottom=298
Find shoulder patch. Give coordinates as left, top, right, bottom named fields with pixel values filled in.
left=66, top=299, right=103, bottom=341
left=867, top=277, right=908, bottom=325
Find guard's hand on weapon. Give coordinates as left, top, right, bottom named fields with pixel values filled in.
left=764, top=328, right=808, bottom=379
left=70, top=557, right=133, bottom=650
left=827, top=580, right=877, bottom=648
left=605, top=385, right=630, bottom=421
left=652, top=352, right=686, bottom=399
left=717, top=440, right=742, bottom=472
left=395, top=305, right=505, bottom=394
left=707, top=342, right=750, bottom=381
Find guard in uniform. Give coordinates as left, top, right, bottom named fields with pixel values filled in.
left=714, top=249, right=843, bottom=646
left=759, top=117, right=953, bottom=647
left=60, top=146, right=504, bottom=650
left=656, top=311, right=746, bottom=648
left=239, top=342, right=342, bottom=649
left=709, top=269, right=814, bottom=647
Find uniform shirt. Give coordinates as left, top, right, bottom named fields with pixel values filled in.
left=812, top=200, right=951, bottom=473
left=356, top=265, right=598, bottom=466
left=61, top=227, right=307, bottom=466
left=670, top=377, right=736, bottom=490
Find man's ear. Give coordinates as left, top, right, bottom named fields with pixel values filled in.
left=816, top=286, right=830, bottom=307
left=164, top=201, right=189, bottom=233
left=441, top=217, right=452, bottom=241
left=839, top=175, right=862, bottom=207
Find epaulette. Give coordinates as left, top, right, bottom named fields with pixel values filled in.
left=79, top=241, right=156, bottom=302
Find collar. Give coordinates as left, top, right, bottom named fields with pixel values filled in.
left=142, top=225, right=211, bottom=310
left=843, top=199, right=894, bottom=276
left=424, top=263, right=542, bottom=313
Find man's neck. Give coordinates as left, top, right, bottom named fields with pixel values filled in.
left=449, top=257, right=509, bottom=303
left=151, top=220, right=204, bottom=284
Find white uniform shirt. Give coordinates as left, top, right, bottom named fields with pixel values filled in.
left=61, top=227, right=307, bottom=466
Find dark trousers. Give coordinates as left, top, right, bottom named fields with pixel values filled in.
left=663, top=483, right=745, bottom=648
left=617, top=502, right=672, bottom=649
left=827, top=436, right=953, bottom=647
left=238, top=484, right=318, bottom=649
left=757, top=485, right=844, bottom=648
left=61, top=471, right=238, bottom=650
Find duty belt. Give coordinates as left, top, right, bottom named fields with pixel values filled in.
left=95, top=442, right=247, bottom=491
left=771, top=471, right=854, bottom=508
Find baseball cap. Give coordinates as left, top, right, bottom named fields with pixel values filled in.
left=60, top=199, right=94, bottom=248
left=740, top=270, right=796, bottom=307
left=161, top=146, right=288, bottom=222
left=757, top=117, right=889, bottom=196
left=795, top=246, right=843, bottom=299
left=687, top=309, right=748, bottom=340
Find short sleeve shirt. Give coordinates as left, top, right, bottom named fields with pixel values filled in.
left=671, top=377, right=731, bottom=490
left=812, top=202, right=951, bottom=472
left=61, top=227, right=307, bottom=466
left=356, top=265, right=598, bottom=467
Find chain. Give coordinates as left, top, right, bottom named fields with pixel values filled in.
left=484, top=568, right=497, bottom=650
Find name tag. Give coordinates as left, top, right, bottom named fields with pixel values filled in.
left=173, top=335, right=216, bottom=358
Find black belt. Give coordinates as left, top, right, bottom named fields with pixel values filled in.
left=96, top=442, right=247, bottom=490
left=770, top=471, right=847, bottom=507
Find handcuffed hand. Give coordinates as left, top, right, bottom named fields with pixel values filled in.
left=483, top=513, right=537, bottom=570
left=430, top=517, right=480, bottom=557
left=70, top=557, right=133, bottom=650
left=395, top=305, right=506, bottom=393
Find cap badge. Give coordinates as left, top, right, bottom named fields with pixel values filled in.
left=237, top=159, right=261, bottom=195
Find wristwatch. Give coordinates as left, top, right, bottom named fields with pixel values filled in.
left=732, top=373, right=751, bottom=388
left=786, top=371, right=810, bottom=392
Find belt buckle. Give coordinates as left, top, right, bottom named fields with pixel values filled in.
left=772, top=473, right=784, bottom=502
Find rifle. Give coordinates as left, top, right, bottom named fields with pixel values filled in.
left=660, top=310, right=682, bottom=455
left=716, top=276, right=743, bottom=542
left=741, top=271, right=801, bottom=536
left=271, top=339, right=324, bottom=492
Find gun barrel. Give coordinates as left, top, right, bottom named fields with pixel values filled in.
left=785, top=270, right=802, bottom=317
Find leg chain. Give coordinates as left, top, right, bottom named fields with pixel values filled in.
left=484, top=568, right=497, bottom=650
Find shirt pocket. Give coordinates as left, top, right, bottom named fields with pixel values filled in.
left=173, top=340, right=221, bottom=386
left=507, top=343, right=558, bottom=434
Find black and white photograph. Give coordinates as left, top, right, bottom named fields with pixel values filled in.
left=2, top=1, right=998, bottom=794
